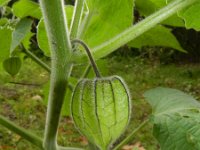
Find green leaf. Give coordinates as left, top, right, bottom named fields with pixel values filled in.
left=22, top=32, right=34, bottom=50
left=82, top=0, right=134, bottom=48
left=10, top=18, right=32, bottom=53
left=12, top=0, right=42, bottom=19
left=0, top=0, right=10, bottom=6
left=144, top=87, right=200, bottom=150
left=128, top=25, right=185, bottom=52
left=178, top=2, right=200, bottom=31
left=0, top=27, right=12, bottom=61
left=37, top=5, right=74, bottom=56
left=0, top=18, right=9, bottom=27
left=37, top=19, right=50, bottom=56
left=135, top=0, right=185, bottom=27
left=135, top=0, right=200, bottom=30
left=161, top=15, right=185, bottom=27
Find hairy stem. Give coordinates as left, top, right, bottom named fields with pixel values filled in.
left=77, top=1, right=90, bottom=38
left=0, top=115, right=43, bottom=149
left=113, top=119, right=150, bottom=150
left=70, top=0, right=85, bottom=39
left=39, top=0, right=72, bottom=149
left=72, top=39, right=101, bottom=77
left=73, top=0, right=198, bottom=63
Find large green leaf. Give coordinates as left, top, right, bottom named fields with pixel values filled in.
left=12, top=0, right=42, bottom=19
left=37, top=0, right=132, bottom=56
left=37, top=19, right=50, bottom=56
left=10, top=18, right=32, bottom=53
left=82, top=0, right=134, bottom=48
left=135, top=0, right=185, bottom=27
left=144, top=87, right=200, bottom=150
left=0, top=27, right=12, bottom=71
left=168, top=0, right=200, bottom=30
left=0, top=0, right=10, bottom=6
left=135, top=0, right=200, bottom=30
left=178, top=1, right=200, bottom=31
left=37, top=5, right=74, bottom=56
left=0, top=27, right=12, bottom=60
left=128, top=25, right=185, bottom=52
left=0, top=18, right=9, bottom=26
left=22, top=31, right=34, bottom=50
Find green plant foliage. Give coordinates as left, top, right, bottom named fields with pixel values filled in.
left=10, top=18, right=32, bottom=53
left=37, top=20, right=50, bottom=56
left=178, top=1, right=200, bottom=31
left=37, top=6, right=74, bottom=56
left=0, top=0, right=10, bottom=6
left=0, top=18, right=9, bottom=26
left=128, top=25, right=185, bottom=52
left=82, top=0, right=134, bottom=48
left=0, top=27, right=12, bottom=62
left=1, top=0, right=200, bottom=149
left=71, top=76, right=131, bottom=150
left=144, top=87, right=200, bottom=150
left=136, top=0, right=200, bottom=30
left=3, top=56, right=22, bottom=76
left=22, top=31, right=34, bottom=50
left=135, top=0, right=185, bottom=27
left=12, top=0, right=42, bottom=19
left=126, top=0, right=200, bottom=58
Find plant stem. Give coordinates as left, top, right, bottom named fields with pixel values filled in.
left=113, top=119, right=150, bottom=150
left=73, top=0, right=198, bottom=63
left=39, top=0, right=72, bottom=149
left=72, top=39, right=101, bottom=78
left=0, top=115, right=43, bottom=149
left=23, top=48, right=51, bottom=73
left=8, top=81, right=41, bottom=87
left=77, top=1, right=91, bottom=38
left=70, top=0, right=85, bottom=39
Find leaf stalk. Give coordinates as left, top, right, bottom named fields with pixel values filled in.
left=113, top=119, right=150, bottom=150
left=22, top=47, right=51, bottom=73
left=0, top=115, right=43, bottom=149
left=72, top=39, right=101, bottom=78
left=70, top=0, right=85, bottom=39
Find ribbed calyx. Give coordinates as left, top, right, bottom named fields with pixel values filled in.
left=71, top=76, right=131, bottom=150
